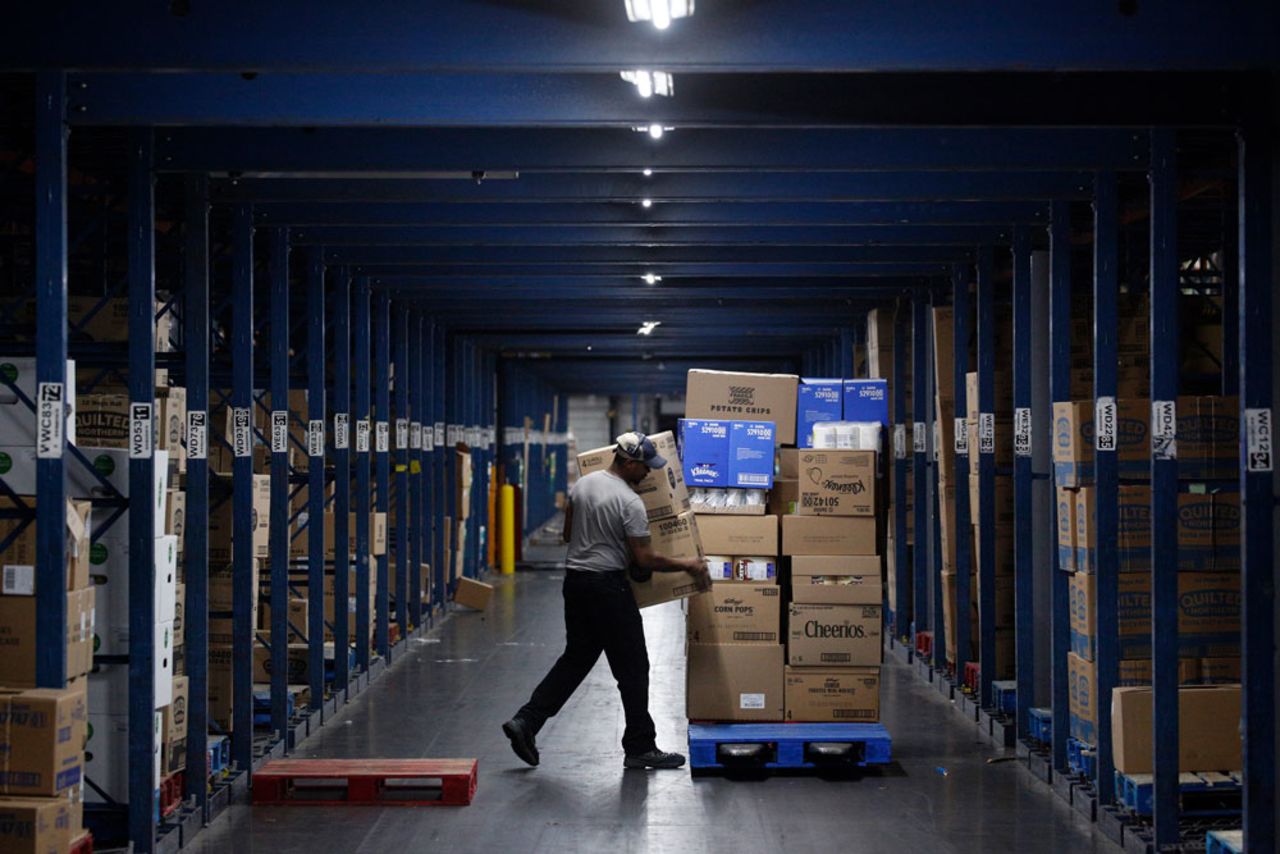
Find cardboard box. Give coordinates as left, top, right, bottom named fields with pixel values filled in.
left=162, top=675, right=189, bottom=774
left=686, top=643, right=784, bottom=722
left=85, top=709, right=161, bottom=803
left=1197, top=657, right=1240, bottom=684
left=686, top=584, right=782, bottom=644
left=1075, top=487, right=1240, bottom=574
left=452, top=576, right=493, bottom=610
left=0, top=684, right=86, bottom=796
left=791, top=450, right=876, bottom=517
left=0, top=795, right=78, bottom=854
left=0, top=498, right=91, bottom=594
left=678, top=419, right=775, bottom=489
left=841, top=379, right=889, bottom=427
left=797, top=379, right=844, bottom=448
left=782, top=515, right=876, bottom=556
left=576, top=430, right=690, bottom=521
left=1055, top=487, right=1076, bottom=572
left=630, top=511, right=707, bottom=608
left=0, top=356, right=77, bottom=446
left=767, top=479, right=799, bottom=516
left=790, top=556, right=881, bottom=605
left=90, top=535, right=180, bottom=642
left=1111, top=685, right=1241, bottom=774
left=293, top=511, right=392, bottom=560
left=207, top=644, right=235, bottom=732
left=696, top=514, right=778, bottom=557
left=165, top=487, right=186, bottom=552
left=784, top=666, right=880, bottom=723
left=208, top=473, right=270, bottom=561
left=1052, top=399, right=1151, bottom=487
left=787, top=602, right=881, bottom=667
left=685, top=370, right=798, bottom=446
left=75, top=387, right=186, bottom=471
left=1178, top=395, right=1239, bottom=481
left=0, top=587, right=94, bottom=687
left=252, top=642, right=313, bottom=683
left=1067, top=651, right=1198, bottom=746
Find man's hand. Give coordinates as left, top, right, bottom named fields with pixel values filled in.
left=684, top=558, right=712, bottom=591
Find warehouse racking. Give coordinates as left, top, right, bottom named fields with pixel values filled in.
left=0, top=7, right=1276, bottom=853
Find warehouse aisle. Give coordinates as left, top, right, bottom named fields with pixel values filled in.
left=189, top=571, right=1117, bottom=854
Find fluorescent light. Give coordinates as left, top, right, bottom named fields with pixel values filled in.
left=643, top=168, right=653, bottom=177
left=637, top=321, right=661, bottom=336
left=641, top=198, right=653, bottom=208
left=648, top=123, right=664, bottom=139
left=620, top=70, right=674, bottom=99
left=642, top=273, right=662, bottom=285
left=625, top=0, right=694, bottom=29
left=632, top=124, right=672, bottom=139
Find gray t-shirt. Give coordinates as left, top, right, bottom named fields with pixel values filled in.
left=565, top=470, right=650, bottom=573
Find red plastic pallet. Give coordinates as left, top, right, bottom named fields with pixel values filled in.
left=159, top=770, right=184, bottom=818
left=70, top=831, right=93, bottom=854
left=915, top=631, right=933, bottom=657
left=963, top=661, right=980, bottom=693
left=252, top=758, right=477, bottom=806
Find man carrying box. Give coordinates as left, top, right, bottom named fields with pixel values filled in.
left=503, top=432, right=707, bottom=771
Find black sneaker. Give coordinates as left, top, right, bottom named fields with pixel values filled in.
left=502, top=718, right=540, bottom=767
left=623, top=749, right=686, bottom=770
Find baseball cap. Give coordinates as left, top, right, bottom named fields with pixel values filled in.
left=615, top=431, right=667, bottom=469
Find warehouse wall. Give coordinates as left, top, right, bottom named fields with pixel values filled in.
left=567, top=394, right=612, bottom=451
left=499, top=361, right=568, bottom=536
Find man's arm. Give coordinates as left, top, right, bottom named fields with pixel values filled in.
left=562, top=499, right=574, bottom=544
left=627, top=535, right=706, bottom=578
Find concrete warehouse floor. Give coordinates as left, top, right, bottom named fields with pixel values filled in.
left=188, top=562, right=1118, bottom=854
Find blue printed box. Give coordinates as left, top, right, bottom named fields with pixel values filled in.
left=797, top=379, right=844, bottom=448
left=841, top=379, right=889, bottom=427
left=729, top=421, right=775, bottom=489
left=678, top=419, right=775, bottom=490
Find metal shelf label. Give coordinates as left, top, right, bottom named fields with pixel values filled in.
left=130, top=402, right=153, bottom=459
left=423, top=426, right=434, bottom=452
left=978, top=412, right=994, bottom=455
left=1246, top=407, right=1272, bottom=472
left=410, top=421, right=422, bottom=450
left=356, top=419, right=370, bottom=453
left=1095, top=396, right=1117, bottom=452
left=187, top=411, right=207, bottom=460
left=1014, top=407, right=1032, bottom=458
left=334, top=413, right=349, bottom=450
left=271, top=411, right=288, bottom=454
left=434, top=422, right=445, bottom=447
left=395, top=418, right=409, bottom=450
left=893, top=424, right=906, bottom=459
left=912, top=421, right=926, bottom=454
left=232, top=407, right=252, bottom=457
left=1151, top=400, right=1177, bottom=460
left=375, top=421, right=389, bottom=453
left=954, top=417, right=968, bottom=455
left=308, top=419, right=325, bottom=458
left=35, top=382, right=64, bottom=459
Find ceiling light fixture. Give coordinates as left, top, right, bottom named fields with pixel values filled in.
left=633, top=124, right=672, bottom=140
left=641, top=198, right=653, bottom=208
left=642, top=273, right=662, bottom=285
left=625, top=0, right=694, bottom=30
left=637, top=321, right=662, bottom=336
left=620, top=70, right=674, bottom=98
left=643, top=168, right=653, bottom=177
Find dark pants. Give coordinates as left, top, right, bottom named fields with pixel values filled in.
left=516, top=569, right=657, bottom=755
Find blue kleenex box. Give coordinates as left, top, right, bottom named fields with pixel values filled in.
left=729, top=420, right=775, bottom=489
left=797, top=379, right=844, bottom=448
left=842, top=379, right=889, bottom=427
left=679, top=419, right=730, bottom=487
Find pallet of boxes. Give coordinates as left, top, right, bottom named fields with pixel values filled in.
left=679, top=370, right=892, bottom=771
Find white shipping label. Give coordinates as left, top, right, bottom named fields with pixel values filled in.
left=232, top=407, right=252, bottom=458
left=410, top=421, right=422, bottom=450
left=187, top=411, right=207, bottom=460
left=2, top=564, right=35, bottom=596
left=308, top=419, right=325, bottom=458
left=130, top=402, right=154, bottom=459
left=978, top=412, right=995, bottom=455
left=434, top=423, right=445, bottom=446
left=1151, top=400, right=1177, bottom=460
left=1014, top=407, right=1032, bottom=458
left=35, top=382, right=64, bottom=459
left=395, top=418, right=409, bottom=450
left=355, top=419, right=371, bottom=453
left=1095, top=396, right=1117, bottom=452
left=955, top=417, right=969, bottom=455
left=271, top=411, right=289, bottom=454
left=375, top=421, right=389, bottom=453
left=893, top=424, right=906, bottom=460
left=1246, top=407, right=1273, bottom=472
left=738, top=693, right=766, bottom=710
left=334, top=413, right=350, bottom=450
left=912, top=421, right=926, bottom=454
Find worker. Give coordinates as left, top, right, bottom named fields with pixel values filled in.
left=502, top=431, right=708, bottom=770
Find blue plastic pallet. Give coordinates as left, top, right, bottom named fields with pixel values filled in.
left=207, top=735, right=230, bottom=776
left=1066, top=737, right=1096, bottom=779
left=1115, top=770, right=1242, bottom=818
left=991, top=680, right=1017, bottom=716
left=1028, top=707, right=1052, bottom=744
left=688, top=722, right=891, bottom=770
left=1205, top=829, right=1242, bottom=854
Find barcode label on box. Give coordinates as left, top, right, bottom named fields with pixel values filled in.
left=308, top=419, right=325, bottom=457
left=395, top=418, right=409, bottom=450
left=955, top=417, right=969, bottom=454
left=978, top=412, right=994, bottom=455
left=334, top=413, right=349, bottom=450
left=356, top=419, right=370, bottom=453
left=1095, top=396, right=1117, bottom=452
left=35, top=382, right=64, bottom=459
left=1151, top=399, right=1177, bottom=460
left=130, top=402, right=154, bottom=459
left=187, top=411, right=207, bottom=459
left=893, top=424, right=906, bottom=459
left=375, top=421, right=389, bottom=453
left=739, top=693, right=766, bottom=710
left=1246, top=407, right=1272, bottom=472
left=2, top=565, right=35, bottom=596
left=1014, top=407, right=1032, bottom=457
left=271, top=411, right=288, bottom=454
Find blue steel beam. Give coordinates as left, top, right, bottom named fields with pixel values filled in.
left=256, top=201, right=1048, bottom=227
left=353, top=279, right=373, bottom=671
left=409, top=313, right=424, bottom=627
left=1147, top=128, right=1180, bottom=848
left=374, top=291, right=392, bottom=658
left=230, top=203, right=256, bottom=776
left=892, top=302, right=910, bottom=645
left=975, top=245, right=996, bottom=708
left=384, top=278, right=925, bottom=294
left=339, top=246, right=972, bottom=265
left=1236, top=121, right=1276, bottom=854
left=306, top=250, right=327, bottom=709
left=267, top=227, right=291, bottom=736
left=360, top=263, right=952, bottom=279
left=332, top=270, right=352, bottom=691
left=911, top=298, right=929, bottom=649
left=394, top=308, right=411, bottom=641
left=34, top=72, right=68, bottom=689
left=433, top=324, right=446, bottom=611
left=951, top=265, right=973, bottom=673
left=182, top=175, right=211, bottom=806
left=1047, top=199, right=1072, bottom=774
left=1011, top=225, right=1033, bottom=738
left=126, top=128, right=158, bottom=853
left=8, top=3, right=1275, bottom=72
left=154, top=128, right=1149, bottom=174
left=216, top=172, right=1095, bottom=204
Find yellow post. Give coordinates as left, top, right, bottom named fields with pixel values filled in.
left=500, top=484, right=517, bottom=575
